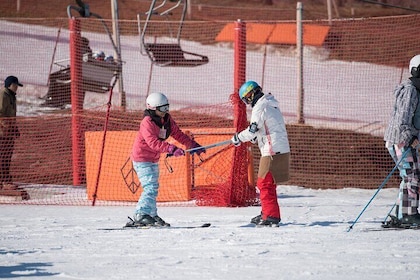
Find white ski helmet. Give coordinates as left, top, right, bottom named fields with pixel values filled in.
left=146, top=92, right=169, bottom=111
left=409, top=54, right=420, bottom=78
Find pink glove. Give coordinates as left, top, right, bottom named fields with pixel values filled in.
left=168, top=144, right=185, bottom=157
left=173, top=148, right=185, bottom=157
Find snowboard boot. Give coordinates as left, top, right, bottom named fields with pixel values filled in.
left=256, top=216, right=281, bottom=227
left=250, top=213, right=262, bottom=224
left=132, top=214, right=156, bottom=226
left=401, top=213, right=420, bottom=225
left=153, top=216, right=170, bottom=227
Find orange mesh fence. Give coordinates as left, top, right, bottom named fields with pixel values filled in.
left=1, top=9, right=420, bottom=205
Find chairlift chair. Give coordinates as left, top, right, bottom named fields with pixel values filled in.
left=67, top=0, right=122, bottom=89
left=140, top=0, right=209, bottom=67
left=42, top=0, right=122, bottom=107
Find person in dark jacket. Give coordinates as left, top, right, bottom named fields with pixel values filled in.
left=0, top=76, right=22, bottom=190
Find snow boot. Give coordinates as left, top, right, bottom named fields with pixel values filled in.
left=256, top=216, right=281, bottom=227
left=383, top=213, right=420, bottom=229
left=401, top=213, right=420, bottom=225
left=250, top=213, right=262, bottom=224
left=132, top=214, right=156, bottom=226
left=153, top=216, right=170, bottom=227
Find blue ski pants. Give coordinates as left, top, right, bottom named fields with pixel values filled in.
left=133, top=161, right=160, bottom=217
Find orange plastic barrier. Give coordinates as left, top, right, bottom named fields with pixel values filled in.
left=269, top=23, right=330, bottom=46
left=216, top=23, right=275, bottom=44
left=85, top=131, right=189, bottom=202
left=85, top=129, right=234, bottom=202
left=216, top=23, right=330, bottom=46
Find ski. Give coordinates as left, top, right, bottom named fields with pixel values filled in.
left=99, top=223, right=211, bottom=231
left=239, top=223, right=280, bottom=228
left=363, top=225, right=420, bottom=232
left=381, top=223, right=420, bottom=230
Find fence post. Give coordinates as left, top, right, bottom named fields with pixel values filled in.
left=234, top=19, right=246, bottom=105
left=69, top=18, right=83, bottom=185
left=111, top=0, right=126, bottom=109
left=228, top=19, right=254, bottom=206
left=296, top=2, right=305, bottom=124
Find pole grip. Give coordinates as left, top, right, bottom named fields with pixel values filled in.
left=185, top=140, right=232, bottom=153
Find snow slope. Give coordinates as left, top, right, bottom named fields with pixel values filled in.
left=1, top=186, right=419, bottom=280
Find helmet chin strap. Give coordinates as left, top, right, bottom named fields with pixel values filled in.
left=250, top=90, right=264, bottom=107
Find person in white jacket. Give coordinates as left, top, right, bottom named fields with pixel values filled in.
left=231, top=81, right=290, bottom=226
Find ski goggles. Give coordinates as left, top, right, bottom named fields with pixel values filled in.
left=156, top=104, right=170, bottom=113
left=241, top=92, right=254, bottom=105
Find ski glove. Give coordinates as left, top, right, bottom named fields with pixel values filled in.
left=231, top=133, right=241, bottom=147
left=408, top=136, right=419, bottom=148
left=168, top=144, right=185, bottom=157
left=190, top=141, right=206, bottom=155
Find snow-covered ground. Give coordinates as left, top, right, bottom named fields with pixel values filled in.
left=1, top=186, right=419, bottom=280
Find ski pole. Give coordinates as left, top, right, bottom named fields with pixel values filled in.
left=185, top=139, right=232, bottom=154
left=165, top=140, right=232, bottom=171
left=383, top=202, right=397, bottom=223
left=347, top=147, right=410, bottom=232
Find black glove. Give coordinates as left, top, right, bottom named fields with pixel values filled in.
left=190, top=141, right=206, bottom=155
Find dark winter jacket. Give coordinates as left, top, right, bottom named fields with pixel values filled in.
left=0, top=87, right=19, bottom=138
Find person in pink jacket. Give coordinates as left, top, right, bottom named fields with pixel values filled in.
left=232, top=81, right=290, bottom=227
left=128, top=92, right=205, bottom=227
